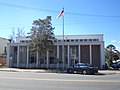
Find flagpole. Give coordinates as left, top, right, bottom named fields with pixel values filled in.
left=62, top=7, right=65, bottom=70
left=56, top=8, right=65, bottom=70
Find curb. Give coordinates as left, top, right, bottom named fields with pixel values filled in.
left=98, top=70, right=120, bottom=75
left=0, top=68, right=119, bottom=75
left=0, top=68, right=46, bottom=73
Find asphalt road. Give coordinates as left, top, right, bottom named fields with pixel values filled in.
left=0, top=71, right=120, bottom=90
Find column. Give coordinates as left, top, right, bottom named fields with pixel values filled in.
left=57, top=45, right=59, bottom=59
left=56, top=45, right=60, bottom=69
left=6, top=44, right=10, bottom=66
left=90, top=45, right=92, bottom=65
left=100, top=43, right=105, bottom=69
left=46, top=51, right=49, bottom=68
left=17, top=46, right=19, bottom=68
left=67, top=45, right=70, bottom=68
left=78, top=45, right=81, bottom=63
left=74, top=46, right=77, bottom=65
left=62, top=45, right=65, bottom=69
left=36, top=51, right=39, bottom=68
left=26, top=46, right=29, bottom=68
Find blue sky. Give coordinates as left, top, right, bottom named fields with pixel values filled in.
left=0, top=0, right=120, bottom=50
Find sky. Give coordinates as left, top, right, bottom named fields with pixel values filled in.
left=0, top=0, right=120, bottom=51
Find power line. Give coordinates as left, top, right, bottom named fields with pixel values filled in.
left=0, top=2, right=58, bottom=13
left=0, top=2, right=120, bottom=18
left=66, top=12, right=120, bottom=17
left=0, top=19, right=120, bottom=29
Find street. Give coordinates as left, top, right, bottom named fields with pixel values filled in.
left=0, top=71, right=119, bottom=90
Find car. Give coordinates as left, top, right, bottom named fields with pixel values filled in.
left=111, top=62, right=120, bottom=70
left=67, top=63, right=98, bottom=75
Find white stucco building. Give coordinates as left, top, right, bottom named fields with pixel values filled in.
left=7, top=34, right=105, bottom=69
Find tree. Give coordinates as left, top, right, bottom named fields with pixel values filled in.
left=9, top=28, right=15, bottom=43
left=28, top=16, right=55, bottom=67
left=106, top=44, right=116, bottom=51
left=16, top=27, right=25, bottom=37
left=113, top=50, right=120, bottom=62
left=106, top=44, right=116, bottom=66
left=105, top=44, right=120, bottom=67
left=9, top=27, right=25, bottom=43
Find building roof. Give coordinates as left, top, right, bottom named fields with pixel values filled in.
left=15, top=34, right=104, bottom=43
left=0, top=37, right=8, bottom=40
left=55, top=34, right=103, bottom=41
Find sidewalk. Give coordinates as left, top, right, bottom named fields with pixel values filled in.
left=0, top=68, right=119, bottom=74
left=98, top=70, right=120, bottom=75
left=0, top=68, right=46, bottom=73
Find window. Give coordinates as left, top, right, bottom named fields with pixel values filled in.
left=58, top=40, right=61, bottom=42
left=50, top=57, right=55, bottom=64
left=20, top=40, right=25, bottom=43
left=75, top=39, right=78, bottom=42
left=80, top=39, right=83, bottom=42
left=84, top=39, right=87, bottom=41
left=96, top=39, right=99, bottom=41
left=93, top=39, right=99, bottom=41
left=67, top=39, right=70, bottom=42
left=26, top=40, right=29, bottom=43
left=71, top=39, right=74, bottom=42
left=54, top=40, right=57, bottom=42
left=19, top=46, right=27, bottom=63
left=89, top=39, right=92, bottom=41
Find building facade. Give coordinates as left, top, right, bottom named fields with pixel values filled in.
left=0, top=37, right=8, bottom=55
left=0, top=37, right=8, bottom=65
left=7, top=34, right=105, bottom=69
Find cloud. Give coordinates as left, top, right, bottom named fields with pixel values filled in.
left=110, top=40, right=120, bottom=43
left=111, top=40, right=117, bottom=43
left=118, top=41, right=120, bottom=43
